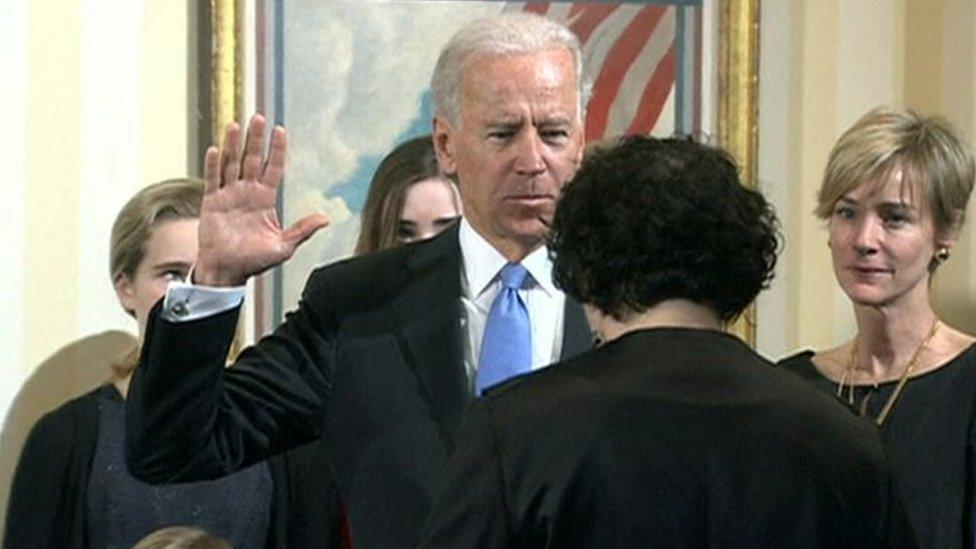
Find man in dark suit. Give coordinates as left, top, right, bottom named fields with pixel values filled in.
left=419, top=136, right=915, bottom=547
left=125, top=13, right=591, bottom=548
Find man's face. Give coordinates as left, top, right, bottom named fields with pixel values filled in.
left=434, top=48, right=584, bottom=260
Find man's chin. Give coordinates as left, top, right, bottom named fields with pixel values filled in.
left=505, top=218, right=552, bottom=246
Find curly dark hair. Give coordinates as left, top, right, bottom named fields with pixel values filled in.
left=549, top=135, right=780, bottom=322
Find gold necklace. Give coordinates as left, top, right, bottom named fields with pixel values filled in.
left=835, top=319, right=940, bottom=426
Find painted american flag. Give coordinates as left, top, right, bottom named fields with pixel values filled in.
left=504, top=1, right=701, bottom=141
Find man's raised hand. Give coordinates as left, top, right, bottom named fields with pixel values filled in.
left=194, top=114, right=328, bottom=287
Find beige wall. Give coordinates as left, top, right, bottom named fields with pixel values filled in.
left=757, top=0, right=976, bottom=358
left=0, top=0, right=189, bottom=533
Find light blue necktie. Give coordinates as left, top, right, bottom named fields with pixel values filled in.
left=475, top=263, right=532, bottom=395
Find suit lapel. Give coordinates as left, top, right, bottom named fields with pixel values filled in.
left=560, top=298, right=593, bottom=360
left=393, top=226, right=470, bottom=444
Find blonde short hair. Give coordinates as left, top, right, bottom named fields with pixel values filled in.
left=816, top=106, right=975, bottom=234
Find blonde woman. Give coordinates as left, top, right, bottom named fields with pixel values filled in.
left=779, top=106, right=976, bottom=547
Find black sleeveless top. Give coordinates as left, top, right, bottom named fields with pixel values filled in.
left=779, top=345, right=976, bottom=548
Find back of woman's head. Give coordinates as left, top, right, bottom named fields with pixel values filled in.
left=109, top=178, right=205, bottom=286
left=355, top=135, right=443, bottom=255
left=549, top=135, right=780, bottom=322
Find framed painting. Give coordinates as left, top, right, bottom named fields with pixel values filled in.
left=207, top=0, right=758, bottom=343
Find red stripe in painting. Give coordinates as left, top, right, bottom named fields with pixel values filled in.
left=568, top=4, right=619, bottom=43
left=523, top=3, right=550, bottom=15
left=627, top=44, right=676, bottom=135
left=585, top=5, right=667, bottom=141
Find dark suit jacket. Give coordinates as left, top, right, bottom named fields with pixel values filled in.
left=125, top=226, right=590, bottom=548
left=420, top=328, right=915, bottom=548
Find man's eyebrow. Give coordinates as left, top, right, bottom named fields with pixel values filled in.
left=537, top=116, right=572, bottom=126
left=485, top=120, right=522, bottom=129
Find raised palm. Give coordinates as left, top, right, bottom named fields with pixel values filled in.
left=195, top=114, right=328, bottom=286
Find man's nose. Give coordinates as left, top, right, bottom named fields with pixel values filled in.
left=514, top=132, right=546, bottom=176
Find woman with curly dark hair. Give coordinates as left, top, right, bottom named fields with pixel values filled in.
left=420, top=136, right=911, bottom=547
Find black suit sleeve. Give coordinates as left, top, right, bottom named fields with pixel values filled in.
left=419, top=400, right=512, bottom=549
left=125, top=277, right=337, bottom=483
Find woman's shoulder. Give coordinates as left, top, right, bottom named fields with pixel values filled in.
left=776, top=349, right=815, bottom=370
left=776, top=349, right=826, bottom=383
left=777, top=344, right=850, bottom=383
left=24, top=385, right=106, bottom=446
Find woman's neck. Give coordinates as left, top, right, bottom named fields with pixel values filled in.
left=851, top=296, right=938, bottom=379
left=593, top=299, right=723, bottom=344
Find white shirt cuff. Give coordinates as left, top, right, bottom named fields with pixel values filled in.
left=161, top=280, right=245, bottom=322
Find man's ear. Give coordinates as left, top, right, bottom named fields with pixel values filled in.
left=114, top=274, right=136, bottom=318
left=433, top=116, right=457, bottom=176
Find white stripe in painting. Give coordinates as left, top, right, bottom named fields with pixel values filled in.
left=78, top=0, right=144, bottom=336
left=605, top=8, right=675, bottom=135
left=545, top=3, right=573, bottom=21
left=576, top=4, right=641, bottom=83
left=654, top=86, right=676, bottom=137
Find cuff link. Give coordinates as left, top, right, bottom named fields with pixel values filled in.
left=171, top=301, right=189, bottom=318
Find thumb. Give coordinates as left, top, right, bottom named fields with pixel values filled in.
left=282, top=213, right=329, bottom=251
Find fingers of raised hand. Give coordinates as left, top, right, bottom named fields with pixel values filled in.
left=241, top=114, right=267, bottom=182
left=282, top=214, right=330, bottom=253
left=203, top=146, right=221, bottom=194
left=262, top=126, right=288, bottom=188
left=220, top=122, right=243, bottom=186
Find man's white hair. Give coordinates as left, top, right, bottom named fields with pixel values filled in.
left=431, top=12, right=591, bottom=128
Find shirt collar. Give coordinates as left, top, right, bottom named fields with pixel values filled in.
left=459, top=217, right=556, bottom=298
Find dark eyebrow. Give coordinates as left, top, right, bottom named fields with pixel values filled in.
left=433, top=216, right=460, bottom=226
left=486, top=121, right=522, bottom=130
left=877, top=201, right=916, bottom=212
left=398, top=220, right=418, bottom=227
left=153, top=261, right=193, bottom=271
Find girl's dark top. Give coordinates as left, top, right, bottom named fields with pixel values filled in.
left=86, top=384, right=272, bottom=548
left=4, top=383, right=343, bottom=549
left=778, top=345, right=976, bottom=548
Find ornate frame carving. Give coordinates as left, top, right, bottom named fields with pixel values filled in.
left=718, top=0, right=760, bottom=345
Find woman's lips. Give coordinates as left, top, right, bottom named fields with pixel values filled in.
left=850, top=266, right=892, bottom=279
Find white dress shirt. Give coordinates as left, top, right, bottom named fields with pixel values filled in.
left=457, top=218, right=565, bottom=389
left=161, top=218, right=566, bottom=390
